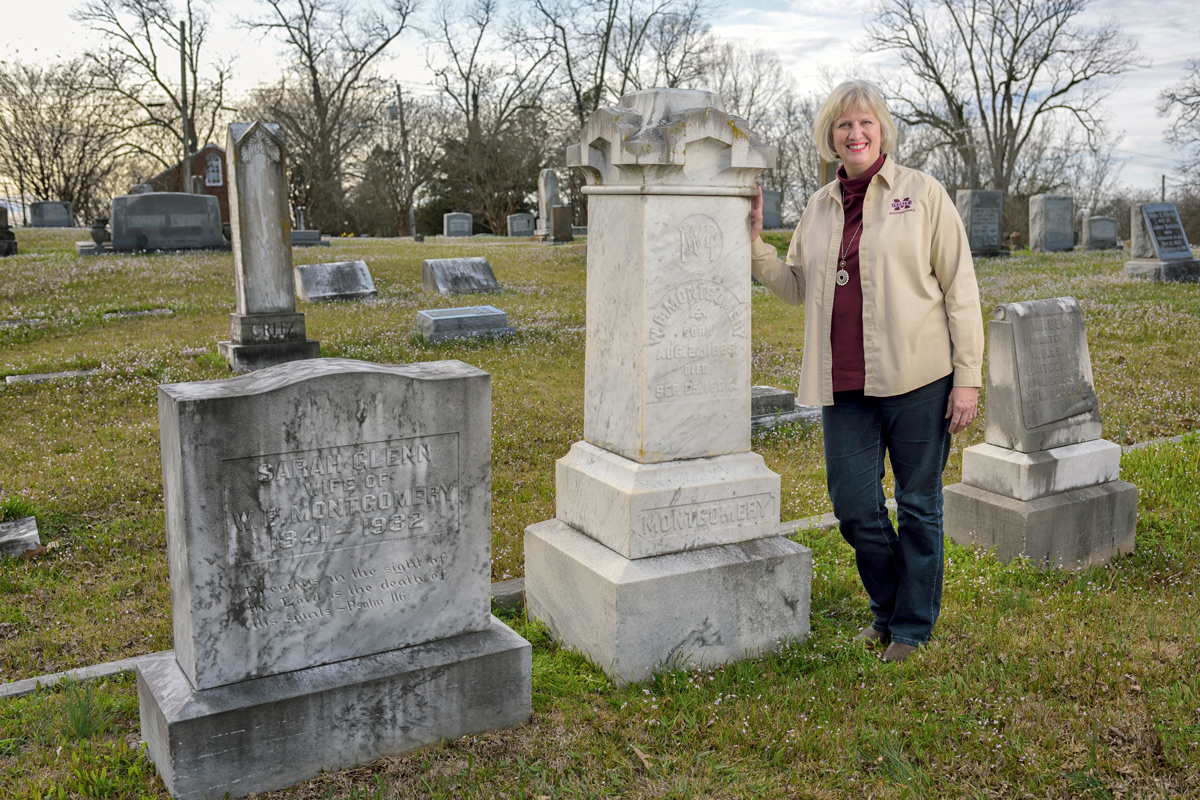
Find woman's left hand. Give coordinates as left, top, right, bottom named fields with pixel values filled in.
left=945, top=386, right=979, bottom=434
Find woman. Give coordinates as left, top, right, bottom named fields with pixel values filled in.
left=749, top=79, right=984, bottom=663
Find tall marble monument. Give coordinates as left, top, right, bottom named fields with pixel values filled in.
left=524, top=88, right=812, bottom=685
left=218, top=122, right=321, bottom=372
left=138, top=358, right=531, bottom=799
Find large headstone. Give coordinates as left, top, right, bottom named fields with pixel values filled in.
left=945, top=298, right=1137, bottom=568
left=1029, top=194, right=1074, bottom=252
left=956, top=190, right=1007, bottom=257
left=507, top=213, right=535, bottom=237
left=217, top=121, right=321, bottom=372
left=1123, top=203, right=1200, bottom=282
left=443, top=212, right=473, bottom=237
left=106, top=192, right=224, bottom=251
left=294, top=260, right=377, bottom=302
left=138, top=358, right=531, bottom=799
left=417, top=305, right=514, bottom=342
left=525, top=88, right=812, bottom=685
left=535, top=169, right=560, bottom=237
left=1081, top=215, right=1118, bottom=250
left=29, top=201, right=73, bottom=227
left=421, top=257, right=501, bottom=295
left=761, top=188, right=783, bottom=230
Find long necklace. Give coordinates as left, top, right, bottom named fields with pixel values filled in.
left=836, top=220, right=863, bottom=287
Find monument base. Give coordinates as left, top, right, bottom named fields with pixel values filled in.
left=291, top=230, right=330, bottom=247
left=944, top=480, right=1137, bottom=569
left=137, top=618, right=531, bottom=800
left=524, top=519, right=811, bottom=685
left=1123, top=258, right=1200, bottom=282
left=960, top=439, right=1121, bottom=501
left=218, top=339, right=321, bottom=373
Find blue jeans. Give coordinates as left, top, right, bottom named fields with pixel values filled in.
left=822, top=374, right=953, bottom=647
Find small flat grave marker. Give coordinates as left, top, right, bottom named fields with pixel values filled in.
left=417, top=305, right=514, bottom=342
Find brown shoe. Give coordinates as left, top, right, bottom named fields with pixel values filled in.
left=881, top=642, right=919, bottom=662
left=857, top=626, right=889, bottom=645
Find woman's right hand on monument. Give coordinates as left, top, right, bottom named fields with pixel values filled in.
left=750, top=186, right=763, bottom=240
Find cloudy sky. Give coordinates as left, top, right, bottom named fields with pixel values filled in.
left=4, top=0, right=1195, bottom=190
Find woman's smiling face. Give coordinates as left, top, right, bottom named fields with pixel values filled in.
left=833, top=103, right=882, bottom=178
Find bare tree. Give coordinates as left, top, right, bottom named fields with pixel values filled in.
left=72, top=0, right=233, bottom=178
left=1159, top=58, right=1200, bottom=183
left=863, top=0, right=1143, bottom=193
left=0, top=58, right=132, bottom=222
left=242, top=0, right=416, bottom=232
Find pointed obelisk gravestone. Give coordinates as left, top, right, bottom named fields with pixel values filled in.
left=218, top=122, right=320, bottom=372
left=137, top=358, right=531, bottom=799
left=944, top=298, right=1137, bottom=568
left=523, top=88, right=812, bottom=686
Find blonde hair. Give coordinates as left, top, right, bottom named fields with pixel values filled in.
left=813, top=80, right=899, bottom=164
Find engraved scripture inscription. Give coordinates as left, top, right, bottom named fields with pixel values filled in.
left=223, top=433, right=459, bottom=566
left=1010, top=308, right=1097, bottom=429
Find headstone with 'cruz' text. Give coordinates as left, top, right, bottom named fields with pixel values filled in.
left=217, top=121, right=320, bottom=372
left=136, top=357, right=531, bottom=800
left=945, top=297, right=1137, bottom=569
left=525, top=88, right=811, bottom=686
left=1123, top=203, right=1200, bottom=282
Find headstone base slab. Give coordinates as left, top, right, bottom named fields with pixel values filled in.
left=217, top=339, right=321, bottom=373
left=961, top=439, right=1121, bottom=501
left=944, top=480, right=1137, bottom=569
left=1122, top=259, right=1200, bottom=282
left=136, top=617, right=531, bottom=800
left=556, top=441, right=782, bottom=559
left=75, top=242, right=109, bottom=256
left=750, top=406, right=822, bottom=432
left=524, top=518, right=811, bottom=686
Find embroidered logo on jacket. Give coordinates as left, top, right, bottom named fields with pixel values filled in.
left=889, top=197, right=914, bottom=215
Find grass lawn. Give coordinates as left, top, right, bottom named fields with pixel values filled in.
left=1, top=228, right=1197, bottom=798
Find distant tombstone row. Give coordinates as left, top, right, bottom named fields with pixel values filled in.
left=946, top=297, right=1137, bottom=568
left=956, top=190, right=1007, bottom=257
left=1124, top=203, right=1200, bottom=282
left=30, top=201, right=73, bottom=227
left=1029, top=194, right=1073, bottom=252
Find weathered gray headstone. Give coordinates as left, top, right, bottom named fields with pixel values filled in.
left=421, top=257, right=501, bottom=295
left=1029, top=194, right=1074, bottom=252
left=0, top=205, right=15, bottom=257
left=945, top=297, right=1137, bottom=568
left=535, top=169, right=560, bottom=236
left=107, top=192, right=224, bottom=251
left=138, top=357, right=531, bottom=799
left=294, top=260, right=377, bottom=302
left=1124, top=203, right=1200, bottom=281
left=443, top=212, right=472, bottom=237
left=29, top=201, right=73, bottom=227
left=507, top=213, right=535, bottom=237
left=750, top=385, right=820, bottom=432
left=417, top=305, right=514, bottom=342
left=217, top=121, right=321, bottom=372
left=956, top=190, right=1006, bottom=257
left=1081, top=216, right=1118, bottom=250
left=0, top=517, right=41, bottom=558
left=548, top=205, right=574, bottom=243
left=761, top=188, right=782, bottom=230
left=526, top=88, right=811, bottom=686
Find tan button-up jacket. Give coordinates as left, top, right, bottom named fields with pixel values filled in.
left=751, top=157, right=984, bottom=406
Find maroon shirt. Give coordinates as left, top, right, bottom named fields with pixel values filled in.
left=831, top=154, right=886, bottom=392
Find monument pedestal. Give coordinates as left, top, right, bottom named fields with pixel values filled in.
left=137, top=618, right=531, bottom=800
left=945, top=480, right=1137, bottom=569
left=525, top=520, right=810, bottom=685
left=1123, top=258, right=1200, bottom=282
left=218, top=311, right=319, bottom=373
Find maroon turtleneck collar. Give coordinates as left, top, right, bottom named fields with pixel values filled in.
left=837, top=153, right=887, bottom=198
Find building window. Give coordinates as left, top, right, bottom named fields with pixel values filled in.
left=205, top=154, right=223, bottom=186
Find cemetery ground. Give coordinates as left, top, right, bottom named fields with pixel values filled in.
left=1, top=228, right=1198, bottom=799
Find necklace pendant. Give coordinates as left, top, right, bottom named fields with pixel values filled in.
left=839, top=259, right=847, bottom=269
left=836, top=269, right=850, bottom=286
